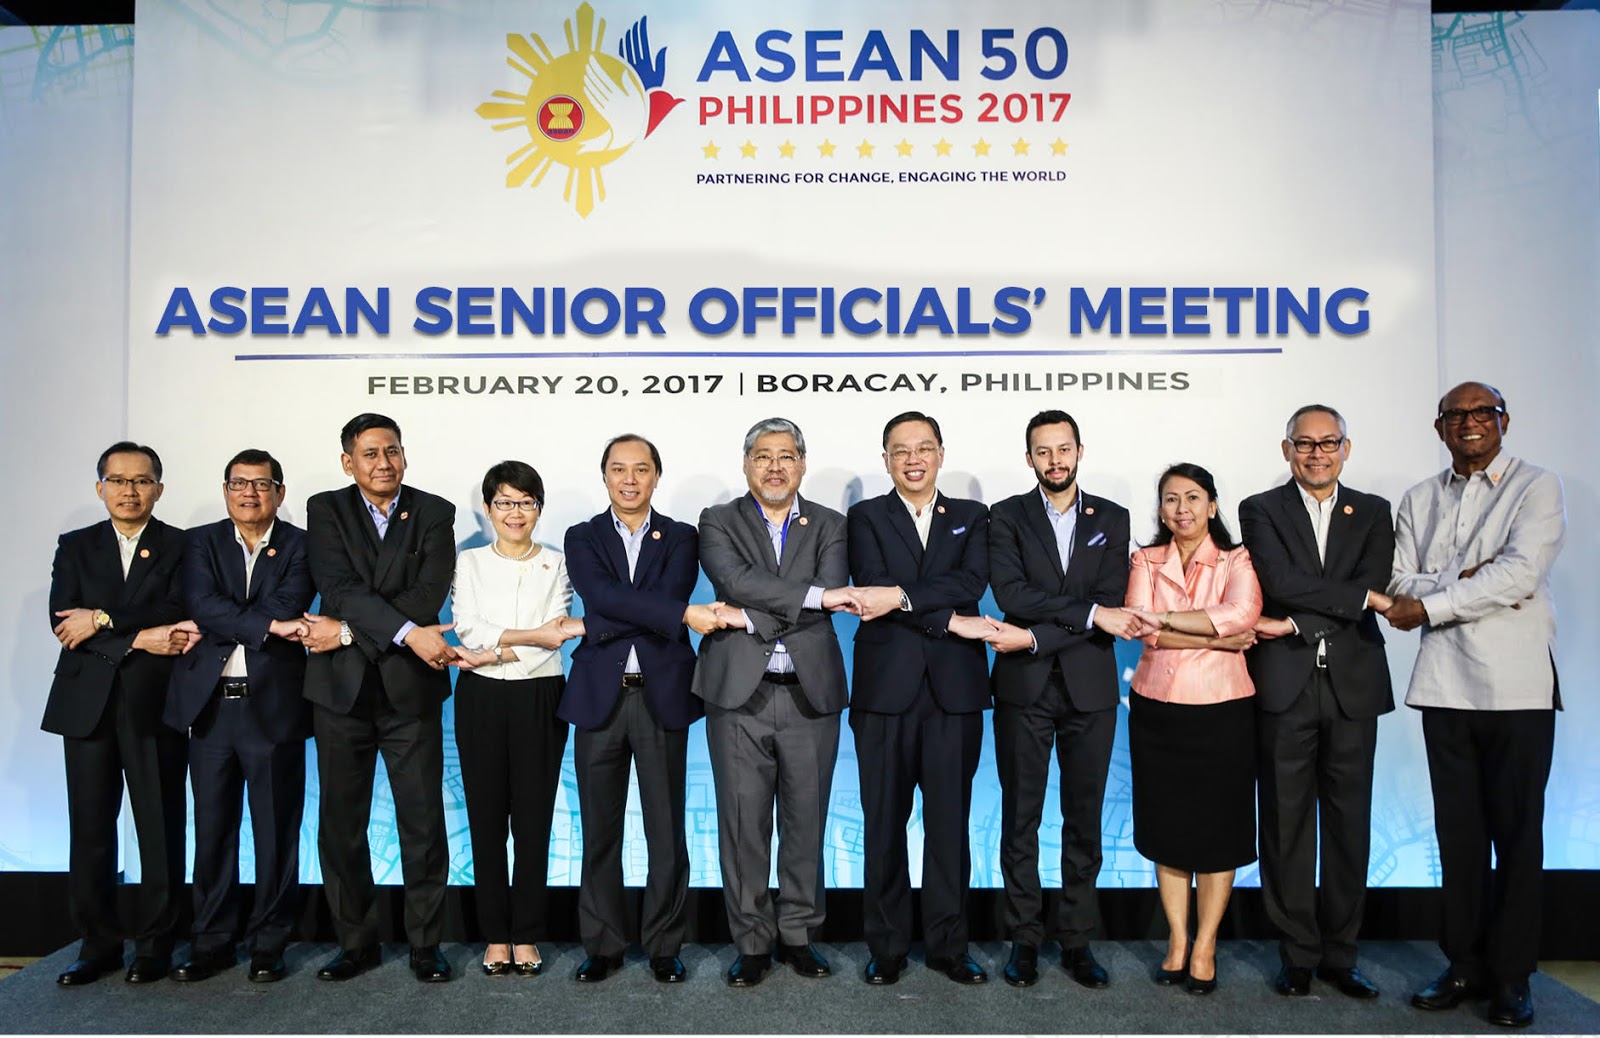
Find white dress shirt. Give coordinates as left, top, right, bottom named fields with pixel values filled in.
left=114, top=523, right=146, bottom=579
left=451, top=543, right=572, bottom=680
left=222, top=521, right=275, bottom=679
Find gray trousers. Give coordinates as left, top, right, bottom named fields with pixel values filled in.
left=706, top=678, right=840, bottom=954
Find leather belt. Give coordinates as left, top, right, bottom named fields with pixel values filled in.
left=761, top=671, right=801, bottom=685
left=218, top=679, right=251, bottom=699
left=620, top=673, right=645, bottom=688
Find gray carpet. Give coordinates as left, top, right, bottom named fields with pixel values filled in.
left=3, top=940, right=1595, bottom=1034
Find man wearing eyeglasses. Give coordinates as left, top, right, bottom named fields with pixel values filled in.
left=845, top=411, right=996, bottom=986
left=164, top=450, right=314, bottom=984
left=694, top=417, right=855, bottom=988
left=1387, top=382, right=1565, bottom=1029
left=1238, top=405, right=1395, bottom=1001
left=300, top=413, right=461, bottom=983
left=46, top=442, right=197, bottom=986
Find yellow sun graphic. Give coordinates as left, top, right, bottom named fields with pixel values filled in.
left=476, top=3, right=648, bottom=218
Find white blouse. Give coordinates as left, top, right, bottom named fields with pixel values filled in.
left=450, top=544, right=572, bottom=681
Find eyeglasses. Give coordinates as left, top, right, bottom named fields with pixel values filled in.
left=747, top=453, right=801, bottom=469
left=101, top=477, right=158, bottom=489
left=1289, top=437, right=1346, bottom=455
left=490, top=499, right=541, bottom=512
left=1438, top=405, right=1505, bottom=425
left=888, top=445, right=939, bottom=464
left=225, top=477, right=280, bottom=493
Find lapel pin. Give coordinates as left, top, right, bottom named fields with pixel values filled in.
left=400, top=511, right=409, bottom=520
left=1085, top=507, right=1095, bottom=515
left=138, top=548, right=150, bottom=558
left=267, top=547, right=277, bottom=557
left=1489, top=473, right=1501, bottom=483
left=1343, top=505, right=1354, bottom=515
left=798, top=516, right=809, bottom=526
left=651, top=530, right=662, bottom=540
left=937, top=505, right=946, bottom=514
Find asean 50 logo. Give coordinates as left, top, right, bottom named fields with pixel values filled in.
left=476, top=4, right=682, bottom=217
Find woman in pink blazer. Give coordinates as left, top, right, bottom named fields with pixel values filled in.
left=1125, top=463, right=1263, bottom=995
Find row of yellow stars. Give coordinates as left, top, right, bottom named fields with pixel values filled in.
left=701, top=137, right=1069, bottom=159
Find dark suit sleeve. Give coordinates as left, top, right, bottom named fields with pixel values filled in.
left=698, top=505, right=809, bottom=641
left=565, top=521, right=697, bottom=640
left=307, top=493, right=453, bottom=645
left=990, top=501, right=1127, bottom=639
left=48, top=534, right=133, bottom=661
left=1239, top=494, right=1391, bottom=644
left=185, top=527, right=314, bottom=649
left=1029, top=507, right=1130, bottom=656
left=100, top=527, right=188, bottom=638
left=848, top=504, right=989, bottom=637
left=388, top=503, right=456, bottom=628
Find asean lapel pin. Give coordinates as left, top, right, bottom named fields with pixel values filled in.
left=1343, top=505, right=1354, bottom=515
left=798, top=516, right=809, bottom=526
left=400, top=512, right=409, bottom=521
left=138, top=548, right=150, bottom=558
left=651, top=530, right=662, bottom=540
left=936, top=505, right=946, bottom=514
left=267, top=547, right=278, bottom=557
left=1085, top=507, right=1095, bottom=515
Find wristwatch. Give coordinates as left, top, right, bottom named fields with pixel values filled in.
left=93, top=609, right=112, bottom=630
left=898, top=590, right=913, bottom=612
left=338, top=620, right=353, bottom=647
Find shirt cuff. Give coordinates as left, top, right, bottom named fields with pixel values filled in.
left=1027, top=629, right=1039, bottom=654
left=1420, top=592, right=1453, bottom=627
left=743, top=613, right=756, bottom=634
left=1288, top=616, right=1301, bottom=635
left=803, top=585, right=824, bottom=611
left=393, top=619, right=417, bottom=646
left=1085, top=603, right=1099, bottom=630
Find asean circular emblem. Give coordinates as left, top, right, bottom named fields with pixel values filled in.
left=537, top=94, right=585, bottom=141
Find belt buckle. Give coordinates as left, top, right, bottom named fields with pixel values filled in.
left=620, top=673, right=645, bottom=688
left=220, top=680, right=250, bottom=699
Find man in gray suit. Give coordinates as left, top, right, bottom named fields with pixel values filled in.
left=695, top=417, right=855, bottom=988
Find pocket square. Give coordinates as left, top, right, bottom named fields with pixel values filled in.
left=1087, top=531, right=1107, bottom=547
left=951, top=526, right=967, bottom=535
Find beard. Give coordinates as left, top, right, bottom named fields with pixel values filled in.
left=1036, top=466, right=1077, bottom=495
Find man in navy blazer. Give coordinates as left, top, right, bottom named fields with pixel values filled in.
left=45, top=441, right=195, bottom=986
left=561, top=434, right=718, bottom=985
left=986, top=410, right=1148, bottom=989
left=165, top=449, right=316, bottom=984
left=846, top=411, right=998, bottom=987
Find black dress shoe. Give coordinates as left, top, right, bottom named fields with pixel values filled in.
left=124, top=956, right=170, bottom=984
left=1316, top=965, right=1379, bottom=999
left=247, top=953, right=287, bottom=983
left=927, top=952, right=988, bottom=985
left=1412, top=968, right=1485, bottom=1010
left=1062, top=946, right=1109, bottom=989
left=574, top=954, right=623, bottom=982
left=1004, top=944, right=1039, bottom=987
left=316, top=945, right=380, bottom=981
left=1154, top=965, right=1187, bottom=986
left=864, top=955, right=908, bottom=985
left=650, top=955, right=685, bottom=983
left=57, top=952, right=123, bottom=987
left=726, top=953, right=771, bottom=987
left=1185, top=971, right=1217, bottom=995
left=775, top=942, right=831, bottom=978
left=1275, top=965, right=1312, bottom=996
left=1487, top=980, right=1534, bottom=1028
left=171, top=948, right=236, bottom=982
left=409, top=945, right=451, bottom=983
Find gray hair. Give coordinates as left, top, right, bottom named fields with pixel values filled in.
left=743, top=417, right=807, bottom=457
left=1284, top=404, right=1347, bottom=441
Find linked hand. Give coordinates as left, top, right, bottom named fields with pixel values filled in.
left=684, top=603, right=723, bottom=635
left=269, top=618, right=309, bottom=642
left=132, top=623, right=188, bottom=656
left=821, top=587, right=862, bottom=614
left=712, top=603, right=749, bottom=630
left=576, top=54, right=645, bottom=156
left=1211, top=630, right=1257, bottom=651
left=1253, top=616, right=1294, bottom=639
left=1459, top=556, right=1495, bottom=580
left=852, top=586, right=904, bottom=622
left=301, top=613, right=344, bottom=653
left=53, top=608, right=98, bottom=649
left=1093, top=606, right=1153, bottom=640
left=451, top=647, right=494, bottom=669
left=404, top=622, right=459, bottom=670
left=171, top=619, right=202, bottom=654
left=984, top=619, right=1035, bottom=653
left=946, top=613, right=1000, bottom=640
left=1367, top=591, right=1394, bottom=613
left=1384, top=595, right=1427, bottom=631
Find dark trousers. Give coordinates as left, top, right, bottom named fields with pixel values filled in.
left=63, top=682, right=188, bottom=961
left=994, top=674, right=1115, bottom=949
left=188, top=692, right=306, bottom=957
left=312, top=665, right=447, bottom=950
left=1421, top=706, right=1555, bottom=984
left=1257, top=668, right=1377, bottom=969
left=575, top=683, right=689, bottom=958
left=852, top=683, right=983, bottom=960
left=454, top=671, right=567, bottom=944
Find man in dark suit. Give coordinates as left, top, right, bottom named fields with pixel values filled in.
left=165, top=449, right=315, bottom=984
left=846, top=411, right=996, bottom=986
left=1240, top=404, right=1395, bottom=1000
left=562, top=434, right=720, bottom=985
left=695, top=417, right=855, bottom=988
left=986, top=410, right=1146, bottom=989
left=299, top=413, right=460, bottom=983
left=45, top=441, right=196, bottom=986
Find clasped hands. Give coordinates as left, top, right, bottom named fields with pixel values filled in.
left=52, top=608, right=202, bottom=655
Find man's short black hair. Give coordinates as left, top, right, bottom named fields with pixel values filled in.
left=1024, top=409, right=1082, bottom=450
left=341, top=413, right=402, bottom=454
left=881, top=411, right=943, bottom=449
left=224, top=448, right=284, bottom=485
left=481, top=460, right=545, bottom=507
left=97, top=441, right=163, bottom=481
left=600, top=433, right=663, bottom=475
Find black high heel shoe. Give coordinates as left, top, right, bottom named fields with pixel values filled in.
left=481, top=959, right=511, bottom=976
left=1154, top=964, right=1187, bottom=985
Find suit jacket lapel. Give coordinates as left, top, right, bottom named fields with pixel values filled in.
left=1062, top=495, right=1097, bottom=586
left=1323, top=486, right=1357, bottom=577
left=95, top=521, right=125, bottom=593
left=632, top=509, right=666, bottom=587
left=1021, top=490, right=1066, bottom=582
left=370, top=487, right=409, bottom=588
left=777, top=497, right=812, bottom=578
left=740, top=495, right=781, bottom=570
left=120, top=519, right=161, bottom=601
left=218, top=522, right=251, bottom=600
left=593, top=512, right=632, bottom=585
left=1276, top=481, right=1322, bottom=570
left=884, top=491, right=925, bottom=565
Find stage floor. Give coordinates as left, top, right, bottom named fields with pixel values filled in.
left=4, top=940, right=1596, bottom=1034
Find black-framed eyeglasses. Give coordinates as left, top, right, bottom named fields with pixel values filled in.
left=101, top=476, right=158, bottom=489
left=225, top=477, right=281, bottom=493
left=747, top=453, right=801, bottom=469
left=1438, top=405, right=1505, bottom=425
left=1290, top=437, right=1346, bottom=455
left=491, top=499, right=541, bottom=512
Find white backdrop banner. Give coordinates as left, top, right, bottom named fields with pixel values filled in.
left=124, top=0, right=1438, bottom=887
